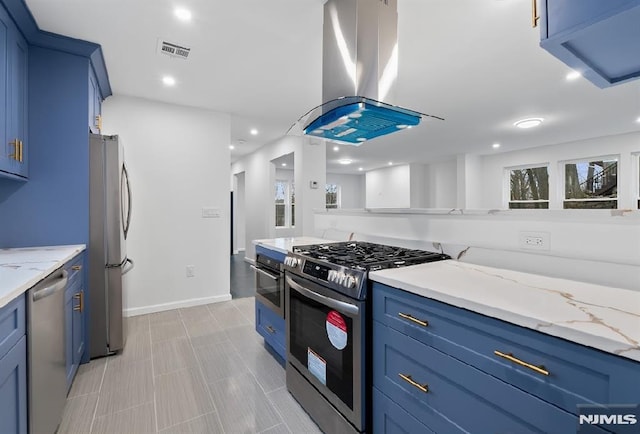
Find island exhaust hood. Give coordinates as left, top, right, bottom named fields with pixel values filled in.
left=290, top=0, right=442, bottom=145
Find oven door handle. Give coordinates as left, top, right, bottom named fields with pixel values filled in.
left=251, top=265, right=279, bottom=280
left=286, top=276, right=359, bottom=316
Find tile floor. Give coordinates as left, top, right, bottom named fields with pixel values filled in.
left=58, top=297, right=321, bottom=434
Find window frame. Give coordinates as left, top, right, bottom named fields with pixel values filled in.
left=504, top=163, right=550, bottom=209
left=325, top=183, right=341, bottom=209
left=560, top=155, right=619, bottom=209
left=275, top=179, right=295, bottom=228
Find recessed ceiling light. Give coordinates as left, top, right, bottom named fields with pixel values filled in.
left=492, top=143, right=500, bottom=149
left=636, top=117, right=640, bottom=123
left=174, top=7, right=192, bottom=22
left=162, top=75, right=176, bottom=86
left=250, top=129, right=258, bottom=136
left=333, top=146, right=339, bottom=151
left=228, top=145, right=235, bottom=150
left=281, top=163, right=287, bottom=167
left=566, top=71, right=581, bottom=81
left=339, top=159, right=352, bottom=165
left=514, top=118, right=544, bottom=129
left=358, top=167, right=363, bottom=171
left=388, top=161, right=393, bottom=166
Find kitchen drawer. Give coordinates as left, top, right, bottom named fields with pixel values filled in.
left=372, top=282, right=640, bottom=415
left=65, top=253, right=84, bottom=288
left=0, top=294, right=25, bottom=358
left=372, top=387, right=435, bottom=434
left=255, top=299, right=286, bottom=360
left=373, top=322, right=606, bottom=434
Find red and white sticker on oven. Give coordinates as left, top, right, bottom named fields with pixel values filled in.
left=326, top=310, right=348, bottom=350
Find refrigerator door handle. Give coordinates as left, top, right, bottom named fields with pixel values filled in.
left=121, top=164, right=132, bottom=240
left=122, top=258, right=135, bottom=275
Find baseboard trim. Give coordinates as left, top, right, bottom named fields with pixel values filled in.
left=124, top=293, right=233, bottom=317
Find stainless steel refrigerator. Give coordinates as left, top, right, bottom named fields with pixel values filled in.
left=89, top=133, right=134, bottom=358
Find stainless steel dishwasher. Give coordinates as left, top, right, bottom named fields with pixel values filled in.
left=27, top=268, right=69, bottom=434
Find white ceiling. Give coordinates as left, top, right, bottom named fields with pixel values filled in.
left=26, top=0, right=640, bottom=174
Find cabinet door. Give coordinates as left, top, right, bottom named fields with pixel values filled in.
left=6, top=24, right=28, bottom=178
left=0, top=10, right=9, bottom=175
left=0, top=336, right=28, bottom=434
left=72, top=288, right=85, bottom=367
left=88, top=70, right=101, bottom=133
left=65, top=285, right=75, bottom=388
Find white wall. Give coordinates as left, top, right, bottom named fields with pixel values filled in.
left=425, top=160, right=457, bottom=208
left=366, top=165, right=412, bottom=208
left=479, top=131, right=640, bottom=209
left=326, top=173, right=365, bottom=209
left=457, top=154, right=483, bottom=208
left=233, top=172, right=246, bottom=252
left=103, top=95, right=232, bottom=315
left=231, top=136, right=326, bottom=259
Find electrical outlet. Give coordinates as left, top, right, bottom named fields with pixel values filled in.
left=186, top=265, right=195, bottom=277
left=519, top=232, right=550, bottom=250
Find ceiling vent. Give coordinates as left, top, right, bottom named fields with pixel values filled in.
left=157, top=39, right=191, bottom=60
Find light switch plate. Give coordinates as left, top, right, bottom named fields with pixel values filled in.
left=202, top=207, right=221, bottom=218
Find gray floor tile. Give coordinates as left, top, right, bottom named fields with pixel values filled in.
left=259, top=423, right=293, bottom=434
left=96, top=358, right=154, bottom=416
left=150, top=320, right=187, bottom=343
left=149, top=309, right=182, bottom=325
left=225, top=323, right=265, bottom=355
left=152, top=336, right=198, bottom=376
left=208, top=374, right=283, bottom=434
left=112, top=327, right=152, bottom=365
left=195, top=342, right=248, bottom=384
left=243, top=350, right=286, bottom=393
left=159, top=412, right=224, bottom=434
left=58, top=393, right=98, bottom=434
left=183, top=318, right=229, bottom=348
left=67, top=357, right=106, bottom=398
left=233, top=297, right=256, bottom=321
left=179, top=304, right=214, bottom=321
left=91, top=402, right=156, bottom=434
left=126, top=314, right=150, bottom=336
left=267, top=387, right=322, bottom=434
left=155, top=368, right=215, bottom=430
left=208, top=301, right=250, bottom=329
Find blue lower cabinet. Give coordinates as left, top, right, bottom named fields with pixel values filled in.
left=372, top=387, right=435, bottom=434
left=0, top=335, right=27, bottom=434
left=255, top=299, right=286, bottom=362
left=0, top=294, right=25, bottom=357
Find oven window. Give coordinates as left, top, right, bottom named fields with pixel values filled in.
left=256, top=268, right=282, bottom=309
left=289, top=287, right=354, bottom=409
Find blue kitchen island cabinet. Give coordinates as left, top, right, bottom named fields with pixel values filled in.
left=0, top=295, right=27, bottom=434
left=372, top=282, right=638, bottom=433
left=64, top=253, right=86, bottom=390
left=0, top=1, right=28, bottom=180
left=539, top=0, right=640, bottom=88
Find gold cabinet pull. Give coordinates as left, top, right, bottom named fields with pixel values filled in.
left=532, top=0, right=540, bottom=28
left=398, top=373, right=429, bottom=393
left=72, top=265, right=82, bottom=271
left=266, top=325, right=276, bottom=334
left=73, top=292, right=84, bottom=312
left=398, top=312, right=428, bottom=327
left=494, top=350, right=549, bottom=376
left=18, top=140, right=23, bottom=162
left=95, top=115, right=102, bottom=131
left=9, top=139, right=19, bottom=161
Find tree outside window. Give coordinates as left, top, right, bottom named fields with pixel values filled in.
left=275, top=180, right=295, bottom=227
left=509, top=166, right=549, bottom=209
left=564, top=158, right=617, bottom=209
left=326, top=184, right=340, bottom=209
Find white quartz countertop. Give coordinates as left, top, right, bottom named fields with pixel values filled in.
left=253, top=237, right=338, bottom=254
left=0, top=245, right=86, bottom=308
left=370, top=261, right=640, bottom=363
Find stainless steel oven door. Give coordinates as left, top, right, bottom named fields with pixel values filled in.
left=285, top=273, right=365, bottom=432
left=252, top=255, right=284, bottom=318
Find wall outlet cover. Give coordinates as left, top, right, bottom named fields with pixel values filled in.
left=519, top=231, right=550, bottom=250
left=202, top=207, right=221, bottom=218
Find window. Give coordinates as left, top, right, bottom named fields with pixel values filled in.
left=275, top=180, right=295, bottom=227
left=326, top=184, right=340, bottom=209
left=508, top=166, right=549, bottom=209
left=563, top=157, right=618, bottom=209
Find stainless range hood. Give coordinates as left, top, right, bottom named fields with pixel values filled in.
left=291, top=0, right=442, bottom=145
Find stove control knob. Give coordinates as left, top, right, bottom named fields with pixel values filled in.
left=344, top=276, right=357, bottom=288
left=285, top=257, right=298, bottom=267
left=339, top=273, right=347, bottom=285
left=328, top=270, right=338, bottom=282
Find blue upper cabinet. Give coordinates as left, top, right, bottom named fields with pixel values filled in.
left=539, top=0, right=640, bottom=88
left=0, top=4, right=28, bottom=180
left=88, top=68, right=102, bottom=134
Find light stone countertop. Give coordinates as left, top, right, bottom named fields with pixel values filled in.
left=0, top=245, right=86, bottom=308
left=370, top=260, right=640, bottom=363
left=253, top=237, right=339, bottom=255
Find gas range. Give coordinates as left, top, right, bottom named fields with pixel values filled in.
left=283, top=241, right=450, bottom=300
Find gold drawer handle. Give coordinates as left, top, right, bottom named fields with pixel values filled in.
left=494, top=350, right=549, bottom=376
left=73, top=292, right=84, bottom=313
left=72, top=265, right=82, bottom=271
left=266, top=325, right=276, bottom=334
left=531, top=0, right=540, bottom=28
left=398, top=373, right=429, bottom=393
left=398, top=312, right=429, bottom=327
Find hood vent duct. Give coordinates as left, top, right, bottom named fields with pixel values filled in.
left=290, top=0, right=442, bottom=145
